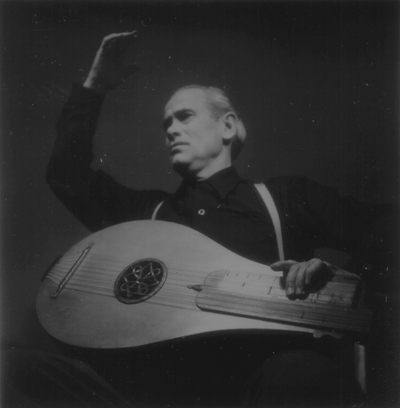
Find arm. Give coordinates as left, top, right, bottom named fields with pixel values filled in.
left=47, top=33, right=169, bottom=231
left=267, top=177, right=395, bottom=299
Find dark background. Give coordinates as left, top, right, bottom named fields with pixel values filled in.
left=1, top=0, right=399, bottom=388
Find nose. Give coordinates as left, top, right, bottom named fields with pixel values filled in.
left=166, top=120, right=180, bottom=142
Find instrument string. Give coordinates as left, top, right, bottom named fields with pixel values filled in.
left=47, top=262, right=281, bottom=311
left=44, top=266, right=367, bottom=333
left=46, top=254, right=358, bottom=308
left=47, top=265, right=352, bottom=310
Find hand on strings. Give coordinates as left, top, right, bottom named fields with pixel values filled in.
left=270, top=258, right=359, bottom=300
left=84, top=31, right=139, bottom=94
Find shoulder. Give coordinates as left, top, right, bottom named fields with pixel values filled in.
left=262, top=176, right=326, bottom=199
left=263, top=175, right=325, bottom=190
left=260, top=176, right=349, bottom=213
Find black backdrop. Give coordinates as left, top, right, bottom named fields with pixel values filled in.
left=1, top=0, right=399, bottom=381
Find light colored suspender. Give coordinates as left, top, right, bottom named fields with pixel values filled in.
left=150, top=183, right=284, bottom=261
left=151, top=201, right=164, bottom=220
left=254, top=183, right=285, bottom=262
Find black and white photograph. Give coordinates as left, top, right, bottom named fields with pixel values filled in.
left=1, top=1, right=399, bottom=407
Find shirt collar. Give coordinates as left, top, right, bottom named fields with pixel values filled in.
left=175, top=166, right=243, bottom=200
left=204, top=166, right=243, bottom=199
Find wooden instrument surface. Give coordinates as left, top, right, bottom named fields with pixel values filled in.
left=36, top=220, right=370, bottom=349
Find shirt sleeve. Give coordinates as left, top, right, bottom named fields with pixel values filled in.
left=47, top=84, right=169, bottom=232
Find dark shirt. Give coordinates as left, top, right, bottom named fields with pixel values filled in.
left=155, top=166, right=281, bottom=264
left=45, top=83, right=400, bottom=407
left=47, top=84, right=389, bottom=272
left=156, top=166, right=373, bottom=265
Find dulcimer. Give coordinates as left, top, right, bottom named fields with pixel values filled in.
left=36, top=220, right=371, bottom=349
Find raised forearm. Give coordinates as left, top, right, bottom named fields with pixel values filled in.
left=47, top=84, right=104, bottom=192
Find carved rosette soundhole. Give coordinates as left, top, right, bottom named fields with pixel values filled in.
left=114, top=259, right=167, bottom=304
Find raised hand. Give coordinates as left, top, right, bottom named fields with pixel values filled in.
left=84, top=31, right=139, bottom=94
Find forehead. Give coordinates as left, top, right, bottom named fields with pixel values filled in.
left=164, top=88, right=209, bottom=116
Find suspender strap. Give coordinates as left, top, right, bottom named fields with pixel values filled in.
left=151, top=201, right=164, bottom=220
left=254, top=183, right=285, bottom=262
left=151, top=184, right=285, bottom=261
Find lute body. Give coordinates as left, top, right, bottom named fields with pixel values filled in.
left=36, top=221, right=370, bottom=349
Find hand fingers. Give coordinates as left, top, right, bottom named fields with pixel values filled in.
left=103, top=31, right=138, bottom=44
left=270, top=260, right=297, bottom=272
left=275, top=259, right=333, bottom=299
left=285, top=263, right=307, bottom=299
left=270, top=259, right=334, bottom=299
left=270, top=260, right=307, bottom=298
left=304, top=259, right=332, bottom=288
left=102, top=31, right=138, bottom=64
left=103, top=31, right=138, bottom=50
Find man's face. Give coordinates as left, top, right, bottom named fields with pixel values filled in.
left=163, top=88, right=225, bottom=176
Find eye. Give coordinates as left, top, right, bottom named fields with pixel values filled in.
left=176, top=110, right=193, bottom=122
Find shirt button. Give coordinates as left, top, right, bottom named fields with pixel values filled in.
left=198, top=209, right=206, bottom=215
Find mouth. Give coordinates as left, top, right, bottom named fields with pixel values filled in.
left=170, top=143, right=187, bottom=153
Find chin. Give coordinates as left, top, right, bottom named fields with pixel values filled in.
left=171, top=159, right=197, bottom=178
left=170, top=153, right=191, bottom=168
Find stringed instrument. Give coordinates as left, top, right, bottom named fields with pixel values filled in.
left=36, top=220, right=371, bottom=349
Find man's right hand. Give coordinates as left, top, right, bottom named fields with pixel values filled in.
left=83, top=31, right=139, bottom=95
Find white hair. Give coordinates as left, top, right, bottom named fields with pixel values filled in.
left=175, top=85, right=247, bottom=160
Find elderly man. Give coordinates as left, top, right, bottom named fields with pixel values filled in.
left=39, top=31, right=389, bottom=406
left=50, top=31, right=363, bottom=297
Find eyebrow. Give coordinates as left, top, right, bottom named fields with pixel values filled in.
left=162, top=109, right=194, bottom=131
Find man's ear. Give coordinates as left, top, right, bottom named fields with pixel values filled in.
left=221, top=112, right=237, bottom=142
